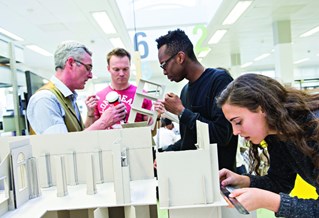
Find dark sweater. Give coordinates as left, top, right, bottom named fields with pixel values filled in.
left=165, top=68, right=238, bottom=171
left=248, top=111, right=319, bottom=217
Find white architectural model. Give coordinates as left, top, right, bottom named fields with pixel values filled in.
left=127, top=79, right=165, bottom=130
left=0, top=120, right=256, bottom=218
left=0, top=127, right=157, bottom=218
left=156, top=121, right=256, bottom=218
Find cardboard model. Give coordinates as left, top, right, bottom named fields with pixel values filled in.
left=127, top=79, right=165, bottom=130
left=156, top=121, right=257, bottom=218
left=0, top=149, right=10, bottom=216
left=0, top=120, right=256, bottom=218
left=0, top=127, right=157, bottom=218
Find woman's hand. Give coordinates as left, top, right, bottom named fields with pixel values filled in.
left=219, top=168, right=250, bottom=188
left=229, top=188, right=280, bottom=212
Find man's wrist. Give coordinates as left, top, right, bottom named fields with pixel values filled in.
left=87, top=113, right=95, bottom=118
left=178, top=108, right=185, bottom=119
left=96, top=119, right=110, bottom=129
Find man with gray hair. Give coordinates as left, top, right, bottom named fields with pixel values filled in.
left=27, top=41, right=126, bottom=134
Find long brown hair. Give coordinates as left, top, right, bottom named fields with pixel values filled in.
left=217, top=74, right=319, bottom=181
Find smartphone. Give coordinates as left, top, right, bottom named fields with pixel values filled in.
left=220, top=185, right=250, bottom=215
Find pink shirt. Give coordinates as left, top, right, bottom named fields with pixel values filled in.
left=95, top=84, right=152, bottom=123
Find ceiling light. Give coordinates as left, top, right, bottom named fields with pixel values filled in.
left=241, top=62, right=253, bottom=68
left=26, top=45, right=52, bottom=56
left=92, top=11, right=116, bottom=34
left=254, top=53, right=270, bottom=61
left=208, top=30, right=227, bottom=44
left=223, top=1, right=252, bottom=25
left=300, top=25, right=319, bottom=37
left=294, top=58, right=309, bottom=64
left=110, top=38, right=125, bottom=48
left=0, top=27, right=24, bottom=41
left=198, top=48, right=211, bottom=58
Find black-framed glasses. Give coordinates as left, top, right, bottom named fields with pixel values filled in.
left=74, top=60, right=93, bottom=72
left=160, top=52, right=178, bottom=70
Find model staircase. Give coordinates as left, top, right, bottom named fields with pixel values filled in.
left=128, top=79, right=165, bottom=130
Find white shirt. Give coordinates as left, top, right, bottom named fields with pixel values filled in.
left=26, top=75, right=78, bottom=134
left=153, top=127, right=180, bottom=150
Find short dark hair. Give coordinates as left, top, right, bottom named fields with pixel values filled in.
left=162, top=118, right=172, bottom=126
left=155, top=29, right=197, bottom=61
left=107, top=48, right=131, bottom=65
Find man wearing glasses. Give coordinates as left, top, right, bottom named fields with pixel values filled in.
left=154, top=29, right=238, bottom=171
left=27, top=41, right=126, bottom=134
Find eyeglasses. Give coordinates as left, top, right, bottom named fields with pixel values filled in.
left=160, top=52, right=178, bottom=70
left=74, top=60, right=93, bottom=72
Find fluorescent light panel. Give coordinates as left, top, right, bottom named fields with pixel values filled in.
left=0, top=27, right=24, bottom=41
left=223, top=1, right=252, bottom=25
left=198, top=48, right=211, bottom=58
left=241, top=62, right=253, bottom=68
left=208, top=30, right=227, bottom=44
left=300, top=25, right=319, bottom=37
left=110, top=38, right=125, bottom=48
left=254, top=53, right=270, bottom=61
left=294, top=58, right=309, bottom=64
left=26, top=45, right=52, bottom=56
left=92, top=11, right=116, bottom=34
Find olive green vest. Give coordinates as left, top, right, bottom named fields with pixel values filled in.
left=31, top=82, right=85, bottom=134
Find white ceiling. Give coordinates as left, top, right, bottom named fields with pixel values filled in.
left=1, top=0, right=319, bottom=84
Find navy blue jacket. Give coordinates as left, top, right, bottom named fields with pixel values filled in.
left=165, top=68, right=238, bottom=171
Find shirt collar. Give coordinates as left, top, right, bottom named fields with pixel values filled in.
left=50, top=75, right=78, bottom=98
